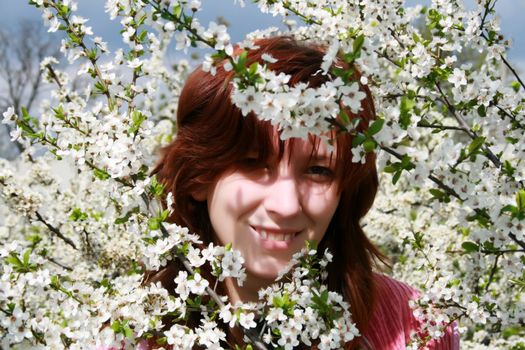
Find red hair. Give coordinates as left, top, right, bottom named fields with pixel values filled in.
left=153, top=36, right=385, bottom=349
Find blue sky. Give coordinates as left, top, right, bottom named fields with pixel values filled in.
left=0, top=0, right=524, bottom=69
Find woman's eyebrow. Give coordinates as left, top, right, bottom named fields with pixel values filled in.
left=309, top=154, right=334, bottom=162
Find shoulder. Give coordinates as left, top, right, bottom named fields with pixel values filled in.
left=373, top=273, right=419, bottom=308
left=361, top=273, right=460, bottom=350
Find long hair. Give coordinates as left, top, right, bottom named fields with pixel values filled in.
left=152, top=36, right=385, bottom=349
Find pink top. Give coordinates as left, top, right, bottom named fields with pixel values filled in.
left=364, top=274, right=460, bottom=349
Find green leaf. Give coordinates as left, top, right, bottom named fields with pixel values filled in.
left=368, top=118, right=384, bottom=136
left=136, top=13, right=147, bottom=26
left=462, top=241, right=479, bottom=253
left=477, top=105, right=486, bottom=117
left=272, top=295, right=284, bottom=308
left=26, top=234, right=43, bottom=246
left=400, top=155, right=414, bottom=170
left=111, top=320, right=121, bottom=333
left=6, top=254, right=23, bottom=268
left=69, top=208, right=88, bottom=221
left=23, top=249, right=31, bottom=265
left=248, top=62, right=259, bottom=75
left=93, top=168, right=110, bottom=180
left=352, top=34, right=365, bottom=55
left=503, top=160, right=516, bottom=177
left=149, top=176, right=165, bottom=197
left=467, top=136, right=485, bottom=154
left=94, top=80, right=108, bottom=94
left=148, top=217, right=161, bottom=230
left=50, top=275, right=61, bottom=288
left=466, top=210, right=491, bottom=228
left=429, top=189, right=450, bottom=203
left=351, top=133, right=366, bottom=147
left=87, top=47, right=98, bottom=61
left=412, top=231, right=424, bottom=249
left=516, top=189, right=525, bottom=212
left=21, top=107, right=31, bottom=122
left=138, top=30, right=148, bottom=42
left=399, top=96, right=415, bottom=129
left=59, top=4, right=71, bottom=17
left=392, top=170, right=402, bottom=185
left=173, top=4, right=182, bottom=18
left=383, top=166, right=396, bottom=174
left=129, top=111, right=146, bottom=134
left=114, top=206, right=140, bottom=224
left=339, top=109, right=350, bottom=125
left=123, top=323, right=134, bottom=339
left=482, top=241, right=496, bottom=252
left=53, top=105, right=66, bottom=120
left=235, top=50, right=248, bottom=71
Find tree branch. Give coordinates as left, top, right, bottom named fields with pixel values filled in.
left=485, top=253, right=500, bottom=292
left=34, top=211, right=78, bottom=250
left=435, top=82, right=502, bottom=168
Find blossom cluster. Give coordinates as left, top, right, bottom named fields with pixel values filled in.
left=257, top=246, right=359, bottom=350
left=0, top=0, right=524, bottom=348
left=231, top=70, right=367, bottom=140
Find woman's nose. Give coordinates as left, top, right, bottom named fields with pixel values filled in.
left=263, top=177, right=302, bottom=218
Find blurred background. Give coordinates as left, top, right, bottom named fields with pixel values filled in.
left=0, top=0, right=523, bottom=159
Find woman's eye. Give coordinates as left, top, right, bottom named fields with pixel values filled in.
left=306, top=166, right=334, bottom=179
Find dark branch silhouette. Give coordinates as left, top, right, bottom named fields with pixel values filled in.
left=0, top=21, right=59, bottom=159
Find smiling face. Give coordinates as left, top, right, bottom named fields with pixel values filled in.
left=205, top=135, right=341, bottom=283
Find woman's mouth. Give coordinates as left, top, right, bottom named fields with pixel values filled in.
left=258, top=229, right=298, bottom=242
left=250, top=226, right=301, bottom=249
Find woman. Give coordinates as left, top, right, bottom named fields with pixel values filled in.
left=152, top=36, right=459, bottom=349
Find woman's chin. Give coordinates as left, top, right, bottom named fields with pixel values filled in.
left=245, top=260, right=290, bottom=284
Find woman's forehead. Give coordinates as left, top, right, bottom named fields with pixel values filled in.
left=258, top=132, right=336, bottom=161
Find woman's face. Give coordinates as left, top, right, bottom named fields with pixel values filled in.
left=205, top=136, right=341, bottom=281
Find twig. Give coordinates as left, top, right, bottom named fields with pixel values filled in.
left=479, top=0, right=496, bottom=31
left=45, top=256, right=73, bottom=271
left=416, top=122, right=467, bottom=132
left=47, top=0, right=115, bottom=110
left=479, top=33, right=525, bottom=90
left=485, top=253, right=500, bottom=292
left=45, top=64, right=72, bottom=103
left=499, top=52, right=525, bottom=91
left=34, top=211, right=78, bottom=250
left=478, top=0, right=525, bottom=90
left=427, top=174, right=462, bottom=201
left=434, top=82, right=502, bottom=168
left=446, top=249, right=525, bottom=255
left=509, top=233, right=525, bottom=250
left=434, top=83, right=476, bottom=137
left=378, top=144, right=404, bottom=159
left=491, top=103, right=525, bottom=129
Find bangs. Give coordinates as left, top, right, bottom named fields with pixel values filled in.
left=238, top=114, right=356, bottom=189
